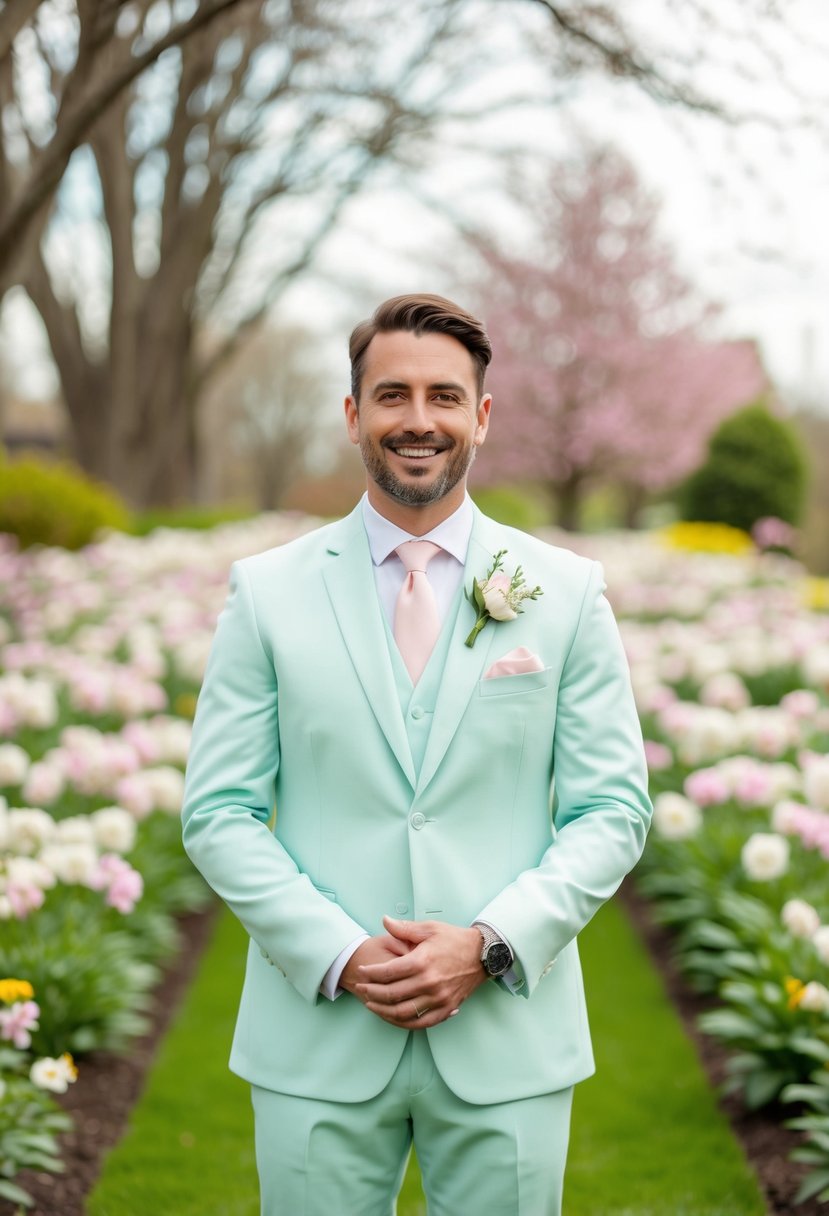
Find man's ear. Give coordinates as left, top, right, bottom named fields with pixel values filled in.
left=344, top=395, right=360, bottom=445
left=474, top=394, right=492, bottom=446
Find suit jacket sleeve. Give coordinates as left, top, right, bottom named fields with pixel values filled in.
left=181, top=559, right=368, bottom=1004
left=475, top=560, right=652, bottom=998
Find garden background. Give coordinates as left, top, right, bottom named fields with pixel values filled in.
left=2, top=2, right=829, bottom=1213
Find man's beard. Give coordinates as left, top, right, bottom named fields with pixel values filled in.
left=360, top=431, right=477, bottom=506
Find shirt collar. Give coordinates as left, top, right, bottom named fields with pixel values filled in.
left=361, top=493, right=473, bottom=567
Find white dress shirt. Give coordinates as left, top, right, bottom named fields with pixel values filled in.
left=320, top=493, right=514, bottom=998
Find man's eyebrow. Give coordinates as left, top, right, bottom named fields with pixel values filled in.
left=430, top=381, right=468, bottom=395
left=370, top=379, right=469, bottom=396
left=371, top=379, right=410, bottom=393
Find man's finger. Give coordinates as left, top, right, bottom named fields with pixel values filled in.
left=364, top=999, right=445, bottom=1029
left=358, top=952, right=423, bottom=983
left=383, top=915, right=433, bottom=943
left=355, top=980, right=423, bottom=1006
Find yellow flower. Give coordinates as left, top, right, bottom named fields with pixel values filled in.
left=801, top=577, right=829, bottom=613
left=61, top=1052, right=78, bottom=1081
left=659, top=521, right=755, bottom=556
left=173, top=692, right=198, bottom=719
left=785, top=976, right=806, bottom=1009
left=0, top=978, right=35, bottom=1003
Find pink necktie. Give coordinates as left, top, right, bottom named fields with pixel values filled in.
left=394, top=541, right=442, bottom=684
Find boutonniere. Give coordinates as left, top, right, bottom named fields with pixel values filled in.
left=465, top=549, right=543, bottom=648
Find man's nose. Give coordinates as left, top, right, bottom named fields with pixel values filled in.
left=402, top=393, right=433, bottom=433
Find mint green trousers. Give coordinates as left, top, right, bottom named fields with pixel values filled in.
left=250, top=1031, right=574, bottom=1216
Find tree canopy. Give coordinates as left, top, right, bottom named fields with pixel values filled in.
left=472, top=146, right=767, bottom=528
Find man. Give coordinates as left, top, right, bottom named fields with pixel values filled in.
left=182, top=293, right=652, bottom=1215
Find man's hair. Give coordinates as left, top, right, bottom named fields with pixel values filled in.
left=349, top=293, right=492, bottom=401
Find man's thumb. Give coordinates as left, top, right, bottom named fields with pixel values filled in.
left=383, top=915, right=430, bottom=941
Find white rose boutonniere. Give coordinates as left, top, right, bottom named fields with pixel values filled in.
left=465, top=549, right=543, bottom=648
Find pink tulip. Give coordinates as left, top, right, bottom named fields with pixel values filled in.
left=0, top=1000, right=40, bottom=1049
left=7, top=882, right=46, bottom=919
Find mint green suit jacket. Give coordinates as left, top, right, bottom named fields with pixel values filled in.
left=181, top=504, right=652, bottom=1105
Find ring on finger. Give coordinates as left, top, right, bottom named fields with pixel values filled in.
left=413, top=1001, right=429, bottom=1019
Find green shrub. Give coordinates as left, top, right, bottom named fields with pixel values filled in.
left=471, top=483, right=548, bottom=531
left=679, top=403, right=807, bottom=531
left=131, top=504, right=254, bottom=534
left=0, top=456, right=132, bottom=549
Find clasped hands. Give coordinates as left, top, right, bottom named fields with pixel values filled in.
left=340, top=915, right=487, bottom=1029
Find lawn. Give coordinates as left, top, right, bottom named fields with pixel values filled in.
left=88, top=894, right=767, bottom=1215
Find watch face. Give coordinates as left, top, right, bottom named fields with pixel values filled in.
left=484, top=941, right=513, bottom=976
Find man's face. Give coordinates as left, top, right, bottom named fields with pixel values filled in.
left=344, top=329, right=491, bottom=522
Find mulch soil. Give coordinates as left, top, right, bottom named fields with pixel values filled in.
left=3, top=886, right=826, bottom=1215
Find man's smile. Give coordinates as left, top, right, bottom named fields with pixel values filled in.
left=392, top=446, right=440, bottom=459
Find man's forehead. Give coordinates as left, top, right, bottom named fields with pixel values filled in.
left=361, top=329, right=477, bottom=380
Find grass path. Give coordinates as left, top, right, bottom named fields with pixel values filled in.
left=88, top=895, right=767, bottom=1215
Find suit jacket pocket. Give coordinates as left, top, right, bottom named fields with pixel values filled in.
left=478, top=668, right=552, bottom=697
left=314, top=885, right=338, bottom=902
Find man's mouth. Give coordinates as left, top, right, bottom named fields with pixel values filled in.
left=393, top=446, right=440, bottom=459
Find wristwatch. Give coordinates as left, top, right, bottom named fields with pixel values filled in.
left=474, top=922, right=513, bottom=978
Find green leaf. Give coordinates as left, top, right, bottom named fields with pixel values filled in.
left=790, top=1148, right=829, bottom=1165
left=697, top=1011, right=759, bottom=1040
left=793, top=1169, right=829, bottom=1203
left=783, top=1084, right=826, bottom=1105
left=0, top=1178, right=34, bottom=1206
left=681, top=920, right=742, bottom=951
left=744, top=1068, right=788, bottom=1109
left=789, top=1037, right=829, bottom=1062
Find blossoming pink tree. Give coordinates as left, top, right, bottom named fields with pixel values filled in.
left=472, top=146, right=768, bottom=529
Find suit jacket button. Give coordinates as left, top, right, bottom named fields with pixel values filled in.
left=410, top=812, right=426, bottom=830
left=411, top=705, right=425, bottom=720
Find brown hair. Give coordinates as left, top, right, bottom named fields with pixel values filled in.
left=349, top=293, right=492, bottom=401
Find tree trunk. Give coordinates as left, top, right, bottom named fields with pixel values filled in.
left=554, top=476, right=583, bottom=532
left=110, top=318, right=197, bottom=509
left=25, top=243, right=198, bottom=508
left=621, top=483, right=647, bottom=529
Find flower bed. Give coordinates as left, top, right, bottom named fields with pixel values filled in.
left=0, top=516, right=316, bottom=1207
left=557, top=525, right=829, bottom=1207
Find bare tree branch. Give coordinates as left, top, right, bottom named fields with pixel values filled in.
left=0, top=0, right=244, bottom=279
left=0, top=0, right=41, bottom=61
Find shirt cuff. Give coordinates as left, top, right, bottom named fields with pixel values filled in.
left=320, top=934, right=370, bottom=1000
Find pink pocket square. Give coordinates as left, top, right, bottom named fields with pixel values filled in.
left=484, top=646, right=545, bottom=679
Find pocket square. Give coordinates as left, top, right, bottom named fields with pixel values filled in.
left=484, top=646, right=545, bottom=679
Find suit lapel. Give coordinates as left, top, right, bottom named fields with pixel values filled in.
left=417, top=510, right=505, bottom=796
left=322, top=507, right=417, bottom=790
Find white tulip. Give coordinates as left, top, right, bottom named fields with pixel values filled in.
left=812, top=925, right=829, bottom=965
left=652, top=792, right=702, bottom=840
left=799, top=982, right=829, bottom=1014
left=781, top=899, right=821, bottom=938
left=741, top=833, right=790, bottom=881
left=92, top=807, right=137, bottom=854
left=803, top=757, right=829, bottom=811
left=6, top=807, right=55, bottom=855
left=0, top=743, right=30, bottom=786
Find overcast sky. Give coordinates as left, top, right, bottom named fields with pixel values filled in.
left=279, top=0, right=829, bottom=411
left=2, top=0, right=827, bottom=414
